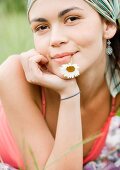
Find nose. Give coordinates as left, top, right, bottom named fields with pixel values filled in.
left=51, top=40, right=67, bottom=47
left=50, top=25, right=68, bottom=48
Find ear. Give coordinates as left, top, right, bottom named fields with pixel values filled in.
left=103, top=20, right=117, bottom=39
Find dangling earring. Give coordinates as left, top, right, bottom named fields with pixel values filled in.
left=106, top=40, right=113, bottom=55
left=60, top=58, right=80, bottom=79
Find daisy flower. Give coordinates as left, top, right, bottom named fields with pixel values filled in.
left=60, top=63, right=80, bottom=79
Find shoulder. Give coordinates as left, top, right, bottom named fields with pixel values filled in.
left=0, top=55, right=24, bottom=82
left=0, top=55, right=41, bottom=108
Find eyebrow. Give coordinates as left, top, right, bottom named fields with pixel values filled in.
left=30, top=7, right=83, bottom=23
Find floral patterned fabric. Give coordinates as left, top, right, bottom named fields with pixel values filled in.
left=84, top=115, right=120, bottom=170
left=0, top=163, right=17, bottom=170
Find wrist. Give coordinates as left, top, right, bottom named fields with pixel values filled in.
left=60, top=86, right=80, bottom=99
left=61, top=91, right=80, bottom=101
left=58, top=79, right=80, bottom=98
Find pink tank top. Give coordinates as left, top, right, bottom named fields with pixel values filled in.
left=0, top=88, right=116, bottom=169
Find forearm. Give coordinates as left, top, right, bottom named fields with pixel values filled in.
left=45, top=92, right=83, bottom=170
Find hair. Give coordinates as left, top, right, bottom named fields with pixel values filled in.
left=111, top=21, right=120, bottom=66
left=110, top=21, right=120, bottom=87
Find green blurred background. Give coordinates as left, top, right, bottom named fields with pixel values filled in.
left=0, top=0, right=34, bottom=64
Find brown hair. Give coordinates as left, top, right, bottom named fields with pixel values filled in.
left=111, top=21, right=120, bottom=66
left=110, top=20, right=120, bottom=87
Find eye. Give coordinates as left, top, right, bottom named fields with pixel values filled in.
left=65, top=16, right=80, bottom=24
left=34, top=24, right=49, bottom=33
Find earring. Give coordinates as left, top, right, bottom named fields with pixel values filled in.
left=106, top=40, right=113, bottom=55
left=60, top=58, right=80, bottom=79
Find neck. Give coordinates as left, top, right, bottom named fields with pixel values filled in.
left=76, top=55, right=108, bottom=106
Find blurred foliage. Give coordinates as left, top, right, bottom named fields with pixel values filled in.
left=0, top=13, right=34, bottom=63
left=0, top=0, right=27, bottom=14
left=0, top=0, right=33, bottom=64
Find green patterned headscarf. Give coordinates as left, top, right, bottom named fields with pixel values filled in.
left=27, top=0, right=120, bottom=24
left=27, top=0, right=37, bottom=14
left=85, top=0, right=120, bottom=24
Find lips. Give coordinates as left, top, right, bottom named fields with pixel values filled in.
left=52, top=51, right=77, bottom=59
left=51, top=51, right=78, bottom=64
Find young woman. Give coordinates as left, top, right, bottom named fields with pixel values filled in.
left=0, top=0, right=120, bottom=170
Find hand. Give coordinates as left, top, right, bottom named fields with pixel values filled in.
left=19, top=49, right=79, bottom=95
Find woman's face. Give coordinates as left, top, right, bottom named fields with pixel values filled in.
left=29, top=0, right=108, bottom=78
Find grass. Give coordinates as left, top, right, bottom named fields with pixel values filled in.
left=0, top=13, right=33, bottom=64
left=117, top=108, right=120, bottom=116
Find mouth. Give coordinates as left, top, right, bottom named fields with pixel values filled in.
left=51, top=51, right=78, bottom=64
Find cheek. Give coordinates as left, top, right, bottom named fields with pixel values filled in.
left=77, top=31, right=102, bottom=48
left=73, top=26, right=104, bottom=62
left=69, top=23, right=104, bottom=67
left=69, top=20, right=103, bottom=49
left=33, top=35, right=49, bottom=55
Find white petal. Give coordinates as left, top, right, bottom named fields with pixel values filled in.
left=59, top=63, right=80, bottom=78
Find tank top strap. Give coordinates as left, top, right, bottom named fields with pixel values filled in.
left=83, top=96, right=116, bottom=164
left=110, top=97, right=116, bottom=116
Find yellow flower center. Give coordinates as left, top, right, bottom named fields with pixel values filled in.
left=66, top=66, right=75, bottom=72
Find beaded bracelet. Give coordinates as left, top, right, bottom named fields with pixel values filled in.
left=61, top=92, right=80, bottom=101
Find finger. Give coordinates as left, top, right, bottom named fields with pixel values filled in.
left=19, top=49, right=35, bottom=74
left=27, top=55, right=53, bottom=86
left=20, top=49, right=48, bottom=66
left=31, top=55, right=49, bottom=65
left=20, top=49, right=39, bottom=58
left=29, top=55, right=49, bottom=72
left=27, top=58, right=44, bottom=85
left=20, top=49, right=40, bottom=69
left=26, top=55, right=66, bottom=89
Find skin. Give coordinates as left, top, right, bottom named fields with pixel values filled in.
left=0, top=0, right=120, bottom=170
left=28, top=0, right=116, bottom=100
